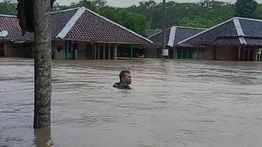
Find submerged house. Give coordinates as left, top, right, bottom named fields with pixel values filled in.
left=4, top=7, right=153, bottom=59
left=179, top=17, right=262, bottom=61
left=145, top=26, right=205, bottom=58
left=0, top=14, right=29, bottom=57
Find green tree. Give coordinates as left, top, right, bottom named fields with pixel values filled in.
left=77, top=0, right=106, bottom=11
left=235, top=0, right=258, bottom=18
left=254, top=4, right=262, bottom=19
left=0, top=0, right=17, bottom=15
left=178, top=1, right=234, bottom=27
left=98, top=7, right=148, bottom=35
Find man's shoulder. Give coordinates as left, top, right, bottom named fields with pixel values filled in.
left=113, top=82, right=131, bottom=89
left=113, top=82, right=121, bottom=88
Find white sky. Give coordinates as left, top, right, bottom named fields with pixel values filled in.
left=55, top=0, right=262, bottom=7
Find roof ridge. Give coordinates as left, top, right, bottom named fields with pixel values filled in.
left=0, top=14, right=16, bottom=18
left=167, top=26, right=176, bottom=47
left=233, top=17, right=247, bottom=44
left=56, top=7, right=86, bottom=39
left=52, top=7, right=80, bottom=14
left=235, top=16, right=262, bottom=23
left=179, top=17, right=234, bottom=44
left=175, top=26, right=207, bottom=30
left=148, top=27, right=172, bottom=38
left=83, top=7, right=153, bottom=43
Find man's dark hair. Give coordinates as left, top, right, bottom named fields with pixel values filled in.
left=119, top=70, right=130, bottom=81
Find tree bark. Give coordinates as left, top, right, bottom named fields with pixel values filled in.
left=33, top=0, right=52, bottom=129
left=162, top=0, right=166, bottom=58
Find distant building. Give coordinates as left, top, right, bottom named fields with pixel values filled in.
left=145, top=26, right=206, bottom=58
left=2, top=7, right=153, bottom=60
left=179, top=17, right=262, bottom=61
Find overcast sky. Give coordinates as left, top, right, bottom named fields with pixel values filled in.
left=56, top=0, right=262, bottom=7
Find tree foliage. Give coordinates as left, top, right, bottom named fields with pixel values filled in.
left=235, top=0, right=258, bottom=18
left=98, top=7, right=148, bottom=35
left=1, top=0, right=262, bottom=36
left=126, top=0, right=236, bottom=29
left=0, top=0, right=17, bottom=15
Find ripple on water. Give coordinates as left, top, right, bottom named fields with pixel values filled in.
left=1, top=58, right=262, bottom=147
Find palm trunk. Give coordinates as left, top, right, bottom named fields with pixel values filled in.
left=33, top=0, right=52, bottom=128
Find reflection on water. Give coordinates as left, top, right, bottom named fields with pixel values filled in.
left=1, top=58, right=262, bottom=147
left=34, top=128, right=52, bottom=147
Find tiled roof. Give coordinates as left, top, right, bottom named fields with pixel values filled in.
left=16, top=8, right=78, bottom=42
left=15, top=7, right=152, bottom=45
left=179, top=17, right=262, bottom=46
left=51, top=8, right=78, bottom=38
left=0, top=15, right=22, bottom=41
left=148, top=26, right=205, bottom=48
left=63, top=7, right=152, bottom=44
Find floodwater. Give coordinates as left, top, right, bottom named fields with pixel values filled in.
left=1, top=58, right=262, bottom=147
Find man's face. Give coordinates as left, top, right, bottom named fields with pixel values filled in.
left=122, top=73, right=132, bottom=85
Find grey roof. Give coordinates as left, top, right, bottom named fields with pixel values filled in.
left=174, top=27, right=206, bottom=44
left=145, top=29, right=162, bottom=37
left=51, top=8, right=78, bottom=38
left=180, top=17, right=262, bottom=46
left=148, top=27, right=171, bottom=47
left=148, top=26, right=205, bottom=48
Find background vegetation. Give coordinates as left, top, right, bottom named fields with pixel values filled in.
left=1, top=0, right=261, bottom=36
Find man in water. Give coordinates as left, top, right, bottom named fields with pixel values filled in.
left=113, top=70, right=132, bottom=89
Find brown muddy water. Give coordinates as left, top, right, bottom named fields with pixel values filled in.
left=1, top=58, right=262, bottom=147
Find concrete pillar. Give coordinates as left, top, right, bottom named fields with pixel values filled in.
left=181, top=49, right=184, bottom=59
left=173, top=48, right=176, bottom=59
left=130, top=47, right=133, bottom=60
left=216, top=47, right=219, bottom=60
left=98, top=46, right=100, bottom=60
left=103, top=44, right=106, bottom=60
left=247, top=49, right=250, bottom=61
left=94, top=43, right=97, bottom=60
left=65, top=40, right=68, bottom=60
left=187, top=49, right=189, bottom=59
left=91, top=43, right=94, bottom=59
left=2, top=43, right=6, bottom=57
left=196, top=47, right=199, bottom=59
left=108, top=44, right=111, bottom=60
left=238, top=46, right=241, bottom=61
left=114, top=44, right=117, bottom=60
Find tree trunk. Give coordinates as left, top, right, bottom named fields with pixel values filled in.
left=162, top=0, right=166, bottom=58
left=33, top=0, right=52, bottom=129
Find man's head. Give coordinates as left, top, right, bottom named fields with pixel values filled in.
left=119, top=70, right=132, bottom=85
